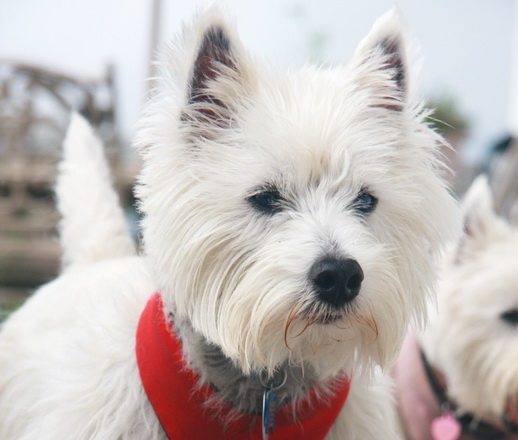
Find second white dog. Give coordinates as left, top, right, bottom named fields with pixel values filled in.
left=395, top=176, right=518, bottom=440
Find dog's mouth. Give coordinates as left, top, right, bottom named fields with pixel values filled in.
left=284, top=302, right=352, bottom=345
left=299, top=310, right=344, bottom=326
left=300, top=303, right=355, bottom=326
left=316, top=312, right=343, bottom=324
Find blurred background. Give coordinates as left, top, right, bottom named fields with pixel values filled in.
left=1, top=0, right=517, bottom=320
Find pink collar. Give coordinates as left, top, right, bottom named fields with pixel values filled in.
left=394, top=332, right=518, bottom=440
left=135, top=293, right=351, bottom=439
left=394, top=332, right=441, bottom=440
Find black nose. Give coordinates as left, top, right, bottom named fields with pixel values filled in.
left=310, top=257, right=364, bottom=308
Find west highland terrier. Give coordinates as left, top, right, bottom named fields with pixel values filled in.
left=0, top=6, right=459, bottom=439
left=395, top=176, right=518, bottom=440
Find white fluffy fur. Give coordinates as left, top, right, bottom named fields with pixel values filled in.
left=57, top=113, right=136, bottom=271
left=0, top=6, right=459, bottom=439
left=421, top=175, right=518, bottom=428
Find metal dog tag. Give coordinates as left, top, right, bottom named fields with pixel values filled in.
left=262, top=387, right=278, bottom=440
left=260, top=369, right=287, bottom=440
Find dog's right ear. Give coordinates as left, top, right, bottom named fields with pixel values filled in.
left=455, top=175, right=504, bottom=262
left=183, top=11, right=250, bottom=137
left=461, top=176, right=494, bottom=238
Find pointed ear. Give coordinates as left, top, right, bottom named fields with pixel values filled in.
left=184, top=12, right=248, bottom=136
left=189, top=25, right=235, bottom=106
left=455, top=175, right=500, bottom=261
left=461, top=175, right=495, bottom=238
left=350, top=7, right=408, bottom=111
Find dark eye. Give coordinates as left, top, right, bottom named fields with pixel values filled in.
left=247, top=188, right=284, bottom=214
left=352, top=190, right=378, bottom=216
left=500, top=309, right=518, bottom=326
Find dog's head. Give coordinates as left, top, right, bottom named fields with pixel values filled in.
left=136, top=6, right=459, bottom=378
left=422, top=176, right=518, bottom=427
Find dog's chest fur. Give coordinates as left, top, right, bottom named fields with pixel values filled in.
left=175, top=315, right=319, bottom=414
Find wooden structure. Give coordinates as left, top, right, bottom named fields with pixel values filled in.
left=0, top=61, right=135, bottom=287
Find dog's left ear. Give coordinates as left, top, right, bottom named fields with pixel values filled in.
left=184, top=10, right=251, bottom=136
left=349, top=7, right=408, bottom=111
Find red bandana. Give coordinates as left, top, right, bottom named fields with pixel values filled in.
left=136, top=293, right=351, bottom=439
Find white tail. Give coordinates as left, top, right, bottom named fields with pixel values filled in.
left=56, top=113, right=135, bottom=272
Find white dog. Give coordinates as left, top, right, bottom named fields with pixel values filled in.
left=0, top=7, right=459, bottom=439
left=395, top=176, right=518, bottom=440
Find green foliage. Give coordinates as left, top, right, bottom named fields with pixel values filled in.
left=0, top=297, right=25, bottom=323
left=426, top=94, right=469, bottom=135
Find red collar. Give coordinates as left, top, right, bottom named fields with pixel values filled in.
left=136, top=292, right=350, bottom=440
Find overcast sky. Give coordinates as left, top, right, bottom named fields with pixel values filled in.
left=1, top=0, right=516, bottom=164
